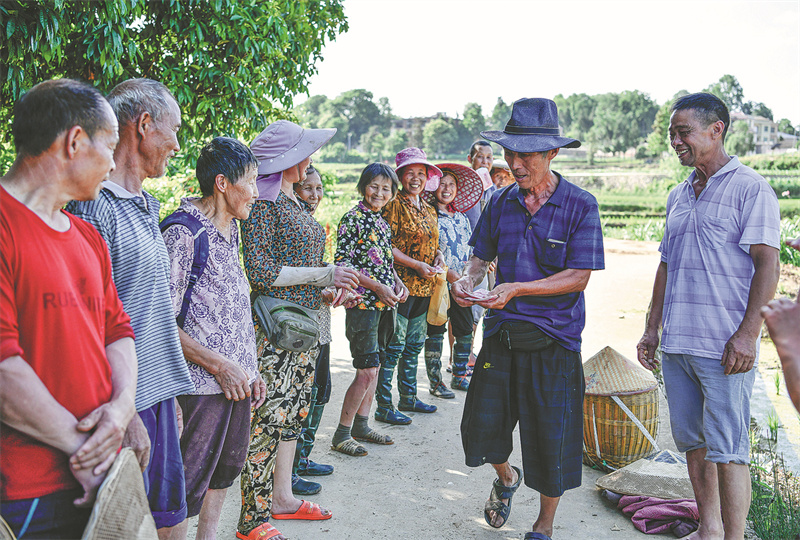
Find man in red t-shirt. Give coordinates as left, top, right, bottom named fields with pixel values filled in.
left=0, top=79, right=138, bottom=538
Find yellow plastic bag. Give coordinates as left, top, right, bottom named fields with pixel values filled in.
left=427, top=266, right=449, bottom=326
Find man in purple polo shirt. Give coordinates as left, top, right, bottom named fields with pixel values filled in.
left=453, top=98, right=604, bottom=540
left=637, top=93, right=780, bottom=539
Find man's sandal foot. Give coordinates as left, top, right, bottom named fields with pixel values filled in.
left=484, top=465, right=523, bottom=528
left=525, top=533, right=552, bottom=540
left=331, top=438, right=368, bottom=456
left=353, top=429, right=393, bottom=445
left=236, top=522, right=283, bottom=540
left=272, top=500, right=332, bottom=521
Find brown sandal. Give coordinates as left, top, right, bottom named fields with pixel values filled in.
left=353, top=429, right=394, bottom=445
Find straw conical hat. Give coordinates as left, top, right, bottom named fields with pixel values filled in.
left=584, top=346, right=657, bottom=396
left=595, top=449, right=693, bottom=500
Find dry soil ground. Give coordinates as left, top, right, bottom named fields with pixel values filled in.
left=193, top=238, right=798, bottom=540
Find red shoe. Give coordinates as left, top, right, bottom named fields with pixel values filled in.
left=236, top=522, right=282, bottom=539
left=271, top=500, right=332, bottom=520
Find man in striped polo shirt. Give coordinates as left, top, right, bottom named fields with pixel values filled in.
left=638, top=93, right=781, bottom=539
left=67, top=78, right=194, bottom=538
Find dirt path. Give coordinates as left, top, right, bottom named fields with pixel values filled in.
left=198, top=238, right=794, bottom=539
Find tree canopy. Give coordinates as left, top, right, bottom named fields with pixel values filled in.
left=422, top=118, right=458, bottom=157
left=704, top=74, right=745, bottom=112
left=778, top=119, right=797, bottom=135
left=1, top=0, right=348, bottom=167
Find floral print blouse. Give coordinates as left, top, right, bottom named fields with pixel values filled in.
left=382, top=191, right=439, bottom=298
left=335, top=201, right=395, bottom=310
left=163, top=198, right=258, bottom=395
left=241, top=192, right=325, bottom=313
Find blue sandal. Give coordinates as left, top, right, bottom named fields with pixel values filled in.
left=524, top=533, right=552, bottom=540
left=483, top=465, right=523, bottom=528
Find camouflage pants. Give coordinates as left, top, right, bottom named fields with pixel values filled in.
left=237, top=329, right=318, bottom=535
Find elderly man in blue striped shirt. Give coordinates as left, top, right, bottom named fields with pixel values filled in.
left=637, top=92, right=780, bottom=540
left=453, top=98, right=605, bottom=540
left=67, top=78, right=196, bottom=539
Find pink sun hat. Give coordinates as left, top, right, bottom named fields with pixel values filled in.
left=250, top=120, right=336, bottom=202
left=395, top=147, right=443, bottom=191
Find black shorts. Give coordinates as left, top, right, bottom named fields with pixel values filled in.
left=345, top=308, right=396, bottom=369
left=397, top=295, right=430, bottom=320
left=461, top=331, right=585, bottom=498
left=427, top=291, right=473, bottom=337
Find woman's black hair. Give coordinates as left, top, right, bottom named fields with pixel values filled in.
left=196, top=137, right=258, bottom=197
left=357, top=163, right=399, bottom=197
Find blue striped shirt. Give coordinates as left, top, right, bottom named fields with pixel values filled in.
left=66, top=182, right=193, bottom=411
left=470, top=176, right=605, bottom=351
left=659, top=157, right=781, bottom=359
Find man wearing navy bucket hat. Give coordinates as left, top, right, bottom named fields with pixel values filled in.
left=452, top=98, right=605, bottom=540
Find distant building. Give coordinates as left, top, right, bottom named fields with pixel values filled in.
left=730, top=112, right=781, bottom=154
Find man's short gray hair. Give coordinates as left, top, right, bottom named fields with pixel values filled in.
left=106, top=78, right=176, bottom=127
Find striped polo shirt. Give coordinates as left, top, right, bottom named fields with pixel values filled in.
left=66, top=181, right=193, bottom=411
left=659, top=157, right=781, bottom=359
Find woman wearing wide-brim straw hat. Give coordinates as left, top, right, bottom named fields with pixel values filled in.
left=421, top=163, right=483, bottom=395
left=374, top=147, right=445, bottom=425
left=237, top=120, right=360, bottom=540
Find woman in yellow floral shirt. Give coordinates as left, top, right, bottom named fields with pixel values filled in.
left=376, top=148, right=445, bottom=424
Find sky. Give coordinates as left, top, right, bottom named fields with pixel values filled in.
left=296, top=0, right=800, bottom=124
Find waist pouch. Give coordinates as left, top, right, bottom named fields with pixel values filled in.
left=499, top=320, right=554, bottom=352
left=252, top=294, right=320, bottom=352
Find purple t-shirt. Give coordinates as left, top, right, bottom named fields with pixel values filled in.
left=470, top=174, right=605, bottom=351
left=659, top=157, right=780, bottom=359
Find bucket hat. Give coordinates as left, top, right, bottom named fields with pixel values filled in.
left=491, top=158, right=511, bottom=172
left=422, top=163, right=483, bottom=213
left=395, top=147, right=443, bottom=191
left=250, top=120, right=336, bottom=201
left=481, top=98, right=580, bottom=153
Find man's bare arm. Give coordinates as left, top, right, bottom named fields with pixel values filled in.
left=637, top=261, right=668, bottom=371
left=71, top=336, right=137, bottom=473
left=477, top=268, right=592, bottom=310
left=451, top=256, right=491, bottom=306
left=721, top=244, right=780, bottom=375
left=0, top=355, right=88, bottom=454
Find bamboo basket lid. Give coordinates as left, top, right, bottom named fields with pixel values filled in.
left=584, top=346, right=657, bottom=396
left=595, top=449, right=693, bottom=500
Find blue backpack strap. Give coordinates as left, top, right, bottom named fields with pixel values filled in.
left=160, top=211, right=210, bottom=328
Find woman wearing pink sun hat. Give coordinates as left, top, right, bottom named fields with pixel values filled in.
left=373, top=147, right=445, bottom=425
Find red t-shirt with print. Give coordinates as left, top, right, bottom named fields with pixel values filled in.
left=0, top=186, right=135, bottom=501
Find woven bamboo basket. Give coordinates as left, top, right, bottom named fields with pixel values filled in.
left=583, top=346, right=659, bottom=472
